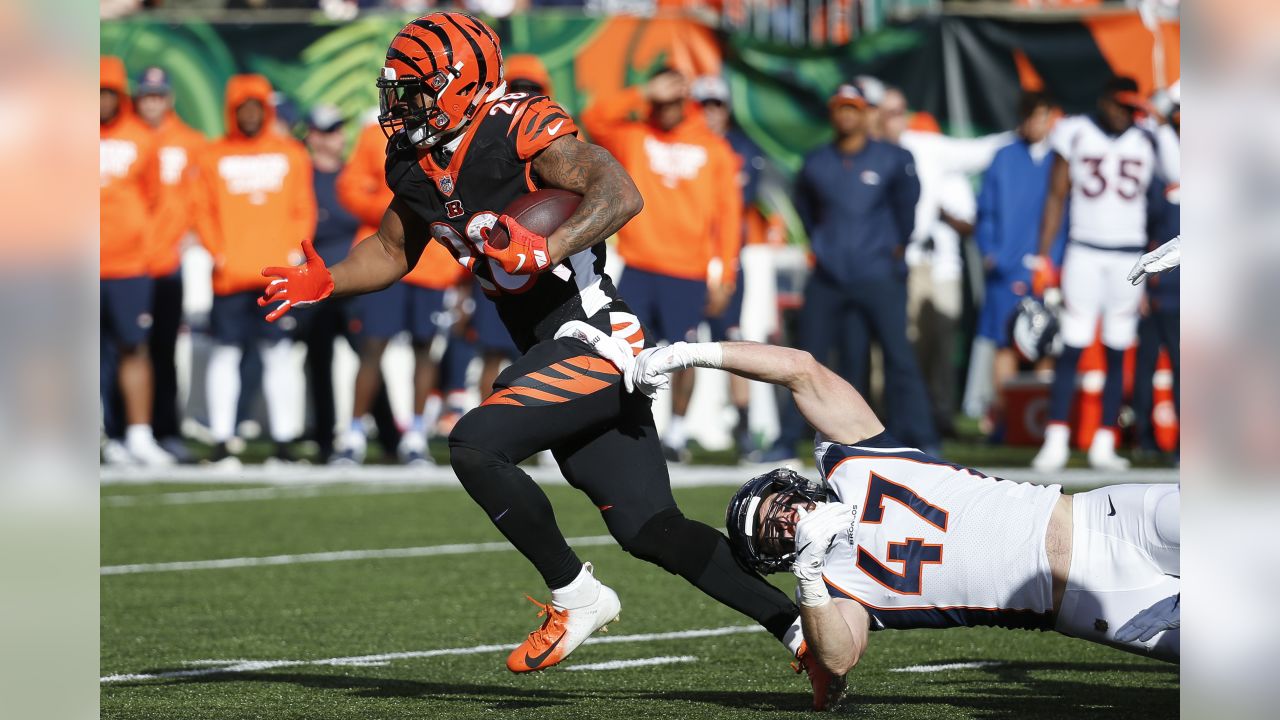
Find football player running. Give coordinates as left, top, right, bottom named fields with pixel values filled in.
left=258, top=12, right=820, bottom=692
left=565, top=328, right=1178, bottom=705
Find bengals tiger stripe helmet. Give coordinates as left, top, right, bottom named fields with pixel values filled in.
left=378, top=12, right=505, bottom=148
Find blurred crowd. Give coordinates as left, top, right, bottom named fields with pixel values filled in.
left=100, top=49, right=1181, bottom=469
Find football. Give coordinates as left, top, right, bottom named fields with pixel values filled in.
left=484, top=188, right=582, bottom=249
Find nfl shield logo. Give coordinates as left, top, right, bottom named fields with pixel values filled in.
left=438, top=175, right=454, bottom=195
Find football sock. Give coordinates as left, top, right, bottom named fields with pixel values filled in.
left=1048, top=345, right=1083, bottom=423
left=125, top=424, right=155, bottom=449
left=1101, top=346, right=1126, bottom=427
left=551, top=563, right=601, bottom=609
left=410, top=413, right=426, bottom=436
left=262, top=339, right=302, bottom=442
left=665, top=415, right=687, bottom=449
left=783, top=616, right=804, bottom=657
left=206, top=343, right=243, bottom=443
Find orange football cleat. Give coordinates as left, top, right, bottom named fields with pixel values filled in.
left=793, top=641, right=848, bottom=711
left=506, top=570, right=620, bottom=673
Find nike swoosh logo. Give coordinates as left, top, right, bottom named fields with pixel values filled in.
left=523, top=632, right=564, bottom=669
left=1107, top=496, right=1116, bottom=517
left=547, top=120, right=565, bottom=136
left=514, top=253, right=526, bottom=272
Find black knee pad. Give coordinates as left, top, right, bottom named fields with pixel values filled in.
left=621, top=508, right=722, bottom=580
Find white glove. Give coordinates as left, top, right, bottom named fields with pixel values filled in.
left=791, top=502, right=856, bottom=607
left=630, top=342, right=723, bottom=398
left=553, top=321, right=636, bottom=392
left=1127, top=236, right=1182, bottom=285
left=1115, top=593, right=1180, bottom=642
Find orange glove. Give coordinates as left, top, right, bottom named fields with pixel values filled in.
left=258, top=239, right=335, bottom=322
left=1031, top=255, right=1059, bottom=297
left=481, top=214, right=552, bottom=275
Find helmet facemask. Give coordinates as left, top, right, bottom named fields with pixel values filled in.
left=378, top=67, right=456, bottom=148
left=726, top=468, right=830, bottom=574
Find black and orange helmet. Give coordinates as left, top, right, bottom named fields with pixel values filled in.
left=377, top=12, right=505, bottom=147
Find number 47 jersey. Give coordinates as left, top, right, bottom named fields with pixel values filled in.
left=814, top=433, right=1063, bottom=631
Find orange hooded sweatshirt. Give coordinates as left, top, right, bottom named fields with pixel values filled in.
left=194, top=74, right=316, bottom=296
left=145, top=108, right=208, bottom=277
left=100, top=56, right=161, bottom=280
left=581, top=87, right=741, bottom=283
left=336, top=121, right=462, bottom=290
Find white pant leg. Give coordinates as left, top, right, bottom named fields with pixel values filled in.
left=1058, top=244, right=1102, bottom=348
left=261, top=338, right=303, bottom=443
left=206, top=343, right=243, bottom=443
left=1100, top=251, right=1145, bottom=350
left=1055, top=484, right=1181, bottom=662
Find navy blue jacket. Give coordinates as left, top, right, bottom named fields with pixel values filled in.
left=793, top=139, right=920, bottom=284
left=1146, top=178, right=1180, bottom=312
left=312, top=169, right=360, bottom=267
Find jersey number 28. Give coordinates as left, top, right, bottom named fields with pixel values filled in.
left=855, top=473, right=948, bottom=595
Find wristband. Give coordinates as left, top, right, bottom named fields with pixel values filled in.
left=685, top=342, right=724, bottom=370
left=797, top=578, right=831, bottom=608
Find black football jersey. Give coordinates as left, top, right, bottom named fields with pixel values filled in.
left=385, top=92, right=621, bottom=352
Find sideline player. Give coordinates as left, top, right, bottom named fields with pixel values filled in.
left=256, top=12, right=816, bottom=688
left=1031, top=77, right=1178, bottom=472
left=584, top=334, right=1178, bottom=706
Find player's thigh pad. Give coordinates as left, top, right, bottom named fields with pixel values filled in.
left=1100, top=254, right=1145, bottom=349
left=1058, top=244, right=1104, bottom=348
left=1055, top=484, right=1181, bottom=662
left=450, top=337, right=624, bottom=462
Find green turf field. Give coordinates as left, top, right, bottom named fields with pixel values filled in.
left=102, top=481, right=1177, bottom=719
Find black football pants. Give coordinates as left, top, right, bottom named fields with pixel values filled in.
left=448, top=335, right=799, bottom=642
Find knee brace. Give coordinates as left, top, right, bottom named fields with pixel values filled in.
left=621, top=507, right=721, bottom=581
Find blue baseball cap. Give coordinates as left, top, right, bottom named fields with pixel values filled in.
left=134, top=66, right=171, bottom=96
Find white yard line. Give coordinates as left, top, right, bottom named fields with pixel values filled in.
left=101, top=626, right=761, bottom=684
left=565, top=655, right=697, bottom=671
left=100, top=464, right=1177, bottom=489
left=890, top=661, right=1004, bottom=673
left=101, top=535, right=617, bottom=576
left=102, top=484, right=430, bottom=507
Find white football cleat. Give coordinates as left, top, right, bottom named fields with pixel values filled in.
left=506, top=564, right=620, bottom=673
left=1032, top=424, right=1070, bottom=473
left=1087, top=428, right=1130, bottom=471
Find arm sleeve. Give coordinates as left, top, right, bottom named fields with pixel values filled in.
left=579, top=86, right=646, bottom=157
left=336, top=129, right=392, bottom=227
left=891, top=151, right=921, bottom=246
left=938, top=131, right=1015, bottom=175
left=511, top=97, right=580, bottom=161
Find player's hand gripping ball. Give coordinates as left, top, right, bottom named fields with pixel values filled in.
left=481, top=189, right=582, bottom=275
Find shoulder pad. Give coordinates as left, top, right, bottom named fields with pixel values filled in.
left=507, top=96, right=579, bottom=161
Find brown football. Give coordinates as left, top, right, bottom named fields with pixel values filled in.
left=484, top=189, right=582, bottom=249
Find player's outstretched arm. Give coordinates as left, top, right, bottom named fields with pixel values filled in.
left=1127, top=235, right=1182, bottom=285
left=329, top=197, right=427, bottom=296
left=531, top=136, right=643, bottom=264
left=633, top=342, right=884, bottom=445
left=259, top=198, right=425, bottom=321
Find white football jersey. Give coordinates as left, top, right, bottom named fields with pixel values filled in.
left=813, top=434, right=1062, bottom=631
left=1050, top=115, right=1171, bottom=247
